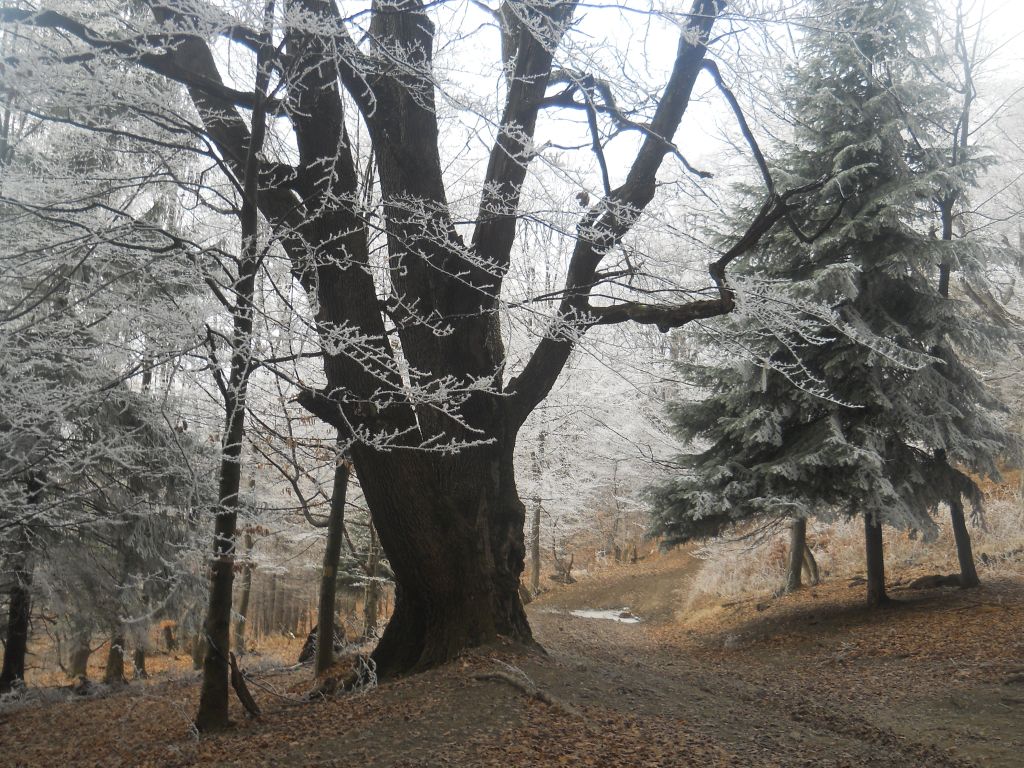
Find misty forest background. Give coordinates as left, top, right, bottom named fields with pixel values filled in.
left=1, top=0, right=1024, bottom=762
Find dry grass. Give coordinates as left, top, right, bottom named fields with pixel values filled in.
left=685, top=490, right=1024, bottom=611
left=20, top=631, right=307, bottom=691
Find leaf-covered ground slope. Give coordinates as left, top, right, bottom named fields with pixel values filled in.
left=2, top=548, right=1022, bottom=767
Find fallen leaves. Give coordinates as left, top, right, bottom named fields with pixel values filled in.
left=2, top=564, right=1022, bottom=767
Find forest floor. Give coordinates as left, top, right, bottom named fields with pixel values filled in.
left=2, top=549, right=1023, bottom=767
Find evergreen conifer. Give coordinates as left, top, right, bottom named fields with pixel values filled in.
left=650, top=0, right=1016, bottom=605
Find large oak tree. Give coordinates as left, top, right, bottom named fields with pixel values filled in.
left=1, top=0, right=818, bottom=729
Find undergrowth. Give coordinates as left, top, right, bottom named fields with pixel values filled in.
left=685, top=491, right=1024, bottom=609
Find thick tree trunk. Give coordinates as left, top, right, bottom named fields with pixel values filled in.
left=359, top=440, right=532, bottom=679
left=949, top=497, right=980, bottom=588
left=316, top=458, right=350, bottom=675
left=233, top=531, right=254, bottom=656
left=785, top=518, right=807, bottom=593
left=173, top=0, right=713, bottom=687
left=864, top=516, right=889, bottom=607
left=103, top=634, right=127, bottom=686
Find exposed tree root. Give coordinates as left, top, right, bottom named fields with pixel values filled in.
left=306, top=654, right=377, bottom=701
left=473, top=668, right=579, bottom=718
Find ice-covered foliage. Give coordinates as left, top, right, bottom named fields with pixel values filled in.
left=650, top=0, right=1019, bottom=545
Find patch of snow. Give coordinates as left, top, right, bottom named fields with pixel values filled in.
left=569, top=608, right=641, bottom=624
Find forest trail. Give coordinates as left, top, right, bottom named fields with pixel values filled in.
left=530, top=546, right=701, bottom=624
left=526, top=548, right=1024, bottom=767
left=2, top=551, right=1023, bottom=767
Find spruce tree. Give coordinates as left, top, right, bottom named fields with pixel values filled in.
left=650, top=0, right=1016, bottom=605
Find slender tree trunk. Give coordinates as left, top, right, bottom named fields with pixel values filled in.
left=1, top=477, right=41, bottom=693
left=802, top=544, right=820, bottom=586
left=786, top=518, right=806, bottom=593
left=530, top=498, right=541, bottom=595
left=611, top=459, right=624, bottom=562
left=274, top=583, right=287, bottom=636
left=233, top=532, right=254, bottom=656
left=133, top=647, right=148, bottom=680
left=195, top=414, right=245, bottom=729
left=339, top=587, right=358, bottom=622
left=316, top=456, right=350, bottom=675
left=264, top=574, right=277, bottom=638
left=864, top=516, right=889, bottom=607
left=288, top=591, right=300, bottom=637
left=68, top=630, right=92, bottom=679
left=103, top=634, right=127, bottom=686
left=936, top=200, right=981, bottom=588
left=949, top=497, right=980, bottom=588
left=162, top=625, right=177, bottom=653
left=191, top=634, right=206, bottom=671
left=529, top=431, right=545, bottom=594
left=0, top=573, right=31, bottom=692
left=363, top=522, right=380, bottom=641
left=248, top=589, right=260, bottom=643
left=193, top=4, right=270, bottom=726
left=194, top=406, right=247, bottom=725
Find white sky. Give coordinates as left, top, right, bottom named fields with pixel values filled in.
left=981, top=0, right=1024, bottom=70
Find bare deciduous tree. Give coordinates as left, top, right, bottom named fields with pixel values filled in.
left=1, top=0, right=815, bottom=729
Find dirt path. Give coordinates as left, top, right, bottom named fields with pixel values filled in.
left=527, top=550, right=1024, bottom=768
left=3, top=552, right=1022, bottom=767
left=530, top=547, right=700, bottom=623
